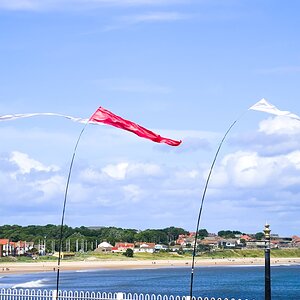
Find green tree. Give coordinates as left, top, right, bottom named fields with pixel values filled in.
left=255, top=232, right=264, bottom=240
left=135, top=229, right=168, bottom=244
left=162, top=227, right=188, bottom=242
left=218, top=230, right=242, bottom=238
left=123, top=248, right=134, bottom=257
left=239, top=238, right=246, bottom=246
left=198, top=229, right=209, bottom=239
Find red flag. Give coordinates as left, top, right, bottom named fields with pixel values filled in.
left=89, top=107, right=182, bottom=146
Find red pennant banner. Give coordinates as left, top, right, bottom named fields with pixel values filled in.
left=89, top=107, right=182, bottom=146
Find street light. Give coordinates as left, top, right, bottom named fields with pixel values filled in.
left=263, top=223, right=271, bottom=300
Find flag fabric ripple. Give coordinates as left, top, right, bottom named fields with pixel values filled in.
left=0, top=112, right=88, bottom=123
left=249, top=98, right=300, bottom=121
left=89, top=107, right=182, bottom=146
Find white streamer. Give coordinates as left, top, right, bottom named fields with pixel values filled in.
left=0, top=112, right=89, bottom=123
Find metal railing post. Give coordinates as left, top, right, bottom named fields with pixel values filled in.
left=117, top=292, right=124, bottom=300
left=52, top=289, right=58, bottom=300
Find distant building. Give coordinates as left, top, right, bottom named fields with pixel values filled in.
left=169, top=245, right=182, bottom=252
left=112, top=242, right=134, bottom=253
left=0, top=239, right=13, bottom=257
left=292, top=235, right=300, bottom=248
left=0, top=239, right=35, bottom=257
left=199, top=237, right=220, bottom=249
left=154, top=244, right=168, bottom=251
left=219, top=239, right=237, bottom=249
left=176, top=234, right=195, bottom=246
left=239, top=234, right=252, bottom=242
left=246, top=240, right=265, bottom=249
left=14, top=241, right=34, bottom=255
left=95, top=242, right=113, bottom=253
left=134, top=242, right=155, bottom=253
left=270, top=237, right=292, bottom=249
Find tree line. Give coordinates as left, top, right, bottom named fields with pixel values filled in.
left=0, top=225, right=263, bottom=249
left=0, top=224, right=189, bottom=246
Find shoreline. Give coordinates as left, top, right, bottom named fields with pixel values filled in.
left=1, top=257, right=300, bottom=275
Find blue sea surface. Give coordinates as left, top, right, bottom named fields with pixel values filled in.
left=0, top=265, right=300, bottom=300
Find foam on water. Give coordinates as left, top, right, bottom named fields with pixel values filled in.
left=75, top=269, right=98, bottom=273
left=12, top=279, right=48, bottom=289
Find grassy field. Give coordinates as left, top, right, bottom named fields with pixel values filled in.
left=77, top=248, right=300, bottom=260
left=82, top=251, right=191, bottom=260
left=198, top=248, right=300, bottom=259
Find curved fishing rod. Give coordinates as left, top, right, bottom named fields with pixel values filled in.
left=52, top=105, right=182, bottom=298
left=55, top=121, right=89, bottom=299
left=189, top=111, right=247, bottom=299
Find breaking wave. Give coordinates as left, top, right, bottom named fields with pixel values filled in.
left=12, top=279, right=48, bottom=289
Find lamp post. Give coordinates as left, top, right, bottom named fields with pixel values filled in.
left=263, top=223, right=271, bottom=300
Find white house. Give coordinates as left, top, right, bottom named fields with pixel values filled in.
left=134, top=243, right=155, bottom=253
left=95, top=242, right=113, bottom=253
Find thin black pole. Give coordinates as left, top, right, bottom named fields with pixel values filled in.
left=189, top=116, right=241, bottom=299
left=265, top=246, right=271, bottom=300
left=264, top=224, right=271, bottom=300
left=55, top=122, right=89, bottom=299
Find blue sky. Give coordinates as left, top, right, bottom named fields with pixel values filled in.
left=1, top=0, right=300, bottom=236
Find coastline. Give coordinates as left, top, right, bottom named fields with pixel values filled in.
left=1, top=257, right=300, bottom=275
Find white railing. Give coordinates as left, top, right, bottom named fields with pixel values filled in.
left=0, top=289, right=249, bottom=300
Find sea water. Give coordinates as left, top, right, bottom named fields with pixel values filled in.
left=0, top=265, right=300, bottom=300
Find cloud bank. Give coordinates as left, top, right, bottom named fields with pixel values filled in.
left=1, top=116, right=300, bottom=235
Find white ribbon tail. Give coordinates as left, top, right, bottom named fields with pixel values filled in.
left=0, top=112, right=90, bottom=124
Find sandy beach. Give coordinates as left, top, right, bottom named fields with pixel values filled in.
left=1, top=257, right=300, bottom=275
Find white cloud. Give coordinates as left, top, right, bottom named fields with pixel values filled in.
left=67, top=182, right=93, bottom=204
left=101, top=162, right=162, bottom=180
left=258, top=116, right=300, bottom=135
left=2, top=124, right=300, bottom=234
left=79, top=168, right=105, bottom=183
left=162, top=187, right=200, bottom=197
left=286, top=151, right=300, bottom=169
left=175, top=169, right=199, bottom=180
left=225, top=152, right=269, bottom=187
left=122, top=184, right=143, bottom=202
left=211, top=149, right=300, bottom=189
left=29, top=175, right=65, bottom=201
left=9, top=151, right=59, bottom=176
left=184, top=170, right=199, bottom=179
left=225, top=151, right=276, bottom=188
left=127, top=162, right=162, bottom=177
left=0, top=152, right=65, bottom=215
left=102, top=162, right=129, bottom=180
